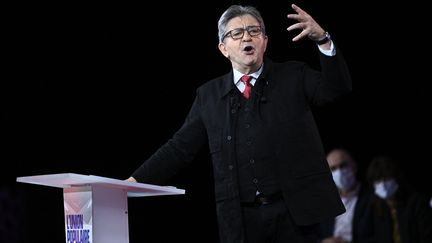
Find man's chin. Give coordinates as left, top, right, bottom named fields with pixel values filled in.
left=244, top=57, right=261, bottom=67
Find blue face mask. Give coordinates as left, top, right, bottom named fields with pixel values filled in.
left=374, top=178, right=399, bottom=199
left=331, top=167, right=355, bottom=191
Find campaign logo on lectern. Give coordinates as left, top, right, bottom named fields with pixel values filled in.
left=66, top=214, right=90, bottom=243
left=64, top=190, right=92, bottom=243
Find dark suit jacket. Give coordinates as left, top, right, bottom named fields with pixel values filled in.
left=320, top=185, right=375, bottom=243
left=132, top=47, right=352, bottom=242
left=372, top=192, right=432, bottom=243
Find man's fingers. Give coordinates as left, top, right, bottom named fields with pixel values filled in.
left=291, top=4, right=305, bottom=14
left=287, top=22, right=304, bottom=32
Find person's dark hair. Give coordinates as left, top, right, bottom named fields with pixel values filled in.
left=366, top=155, right=404, bottom=185
left=217, top=5, right=266, bottom=43
left=327, top=147, right=357, bottom=163
left=366, top=155, right=411, bottom=212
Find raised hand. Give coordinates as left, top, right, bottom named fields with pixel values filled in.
left=286, top=4, right=327, bottom=42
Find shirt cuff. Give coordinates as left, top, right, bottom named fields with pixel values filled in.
left=318, top=41, right=336, bottom=56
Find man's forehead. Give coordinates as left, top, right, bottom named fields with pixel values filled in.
left=327, top=150, right=352, bottom=163
left=227, top=15, right=258, bottom=27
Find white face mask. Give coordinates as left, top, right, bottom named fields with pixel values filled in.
left=374, top=179, right=399, bottom=199
left=331, top=167, right=355, bottom=191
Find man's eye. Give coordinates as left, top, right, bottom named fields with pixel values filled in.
left=232, top=31, right=243, bottom=37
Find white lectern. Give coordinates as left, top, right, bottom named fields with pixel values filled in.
left=16, top=173, right=185, bottom=243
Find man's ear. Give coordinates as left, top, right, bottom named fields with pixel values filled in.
left=263, top=35, right=268, bottom=52
left=218, top=42, right=229, bottom=58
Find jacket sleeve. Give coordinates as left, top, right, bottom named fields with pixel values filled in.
left=131, top=93, right=207, bottom=184
left=303, top=44, right=352, bottom=106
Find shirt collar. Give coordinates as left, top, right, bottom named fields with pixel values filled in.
left=233, top=64, right=264, bottom=86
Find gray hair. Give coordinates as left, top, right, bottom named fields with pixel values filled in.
left=217, top=5, right=266, bottom=43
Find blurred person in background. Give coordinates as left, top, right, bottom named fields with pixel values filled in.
left=366, top=155, right=432, bottom=243
left=320, top=148, right=374, bottom=243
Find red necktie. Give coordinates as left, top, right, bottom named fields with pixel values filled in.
left=241, top=75, right=253, bottom=99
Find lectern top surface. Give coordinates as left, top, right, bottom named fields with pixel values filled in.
left=16, top=173, right=185, bottom=197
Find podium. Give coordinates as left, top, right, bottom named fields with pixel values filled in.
left=16, top=173, right=185, bottom=243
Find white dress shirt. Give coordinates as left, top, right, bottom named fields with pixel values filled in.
left=333, top=184, right=360, bottom=242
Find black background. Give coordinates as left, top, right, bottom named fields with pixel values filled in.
left=3, top=0, right=430, bottom=242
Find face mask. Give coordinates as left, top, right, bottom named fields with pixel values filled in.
left=332, top=167, right=355, bottom=191
left=374, top=179, right=399, bottom=199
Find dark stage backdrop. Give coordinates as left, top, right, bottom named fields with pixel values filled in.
left=3, top=1, right=430, bottom=242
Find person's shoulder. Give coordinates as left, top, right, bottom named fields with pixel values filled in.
left=275, top=59, right=306, bottom=66
left=197, top=72, right=230, bottom=91
left=357, top=184, right=375, bottom=204
left=266, top=58, right=307, bottom=72
left=263, top=60, right=308, bottom=79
